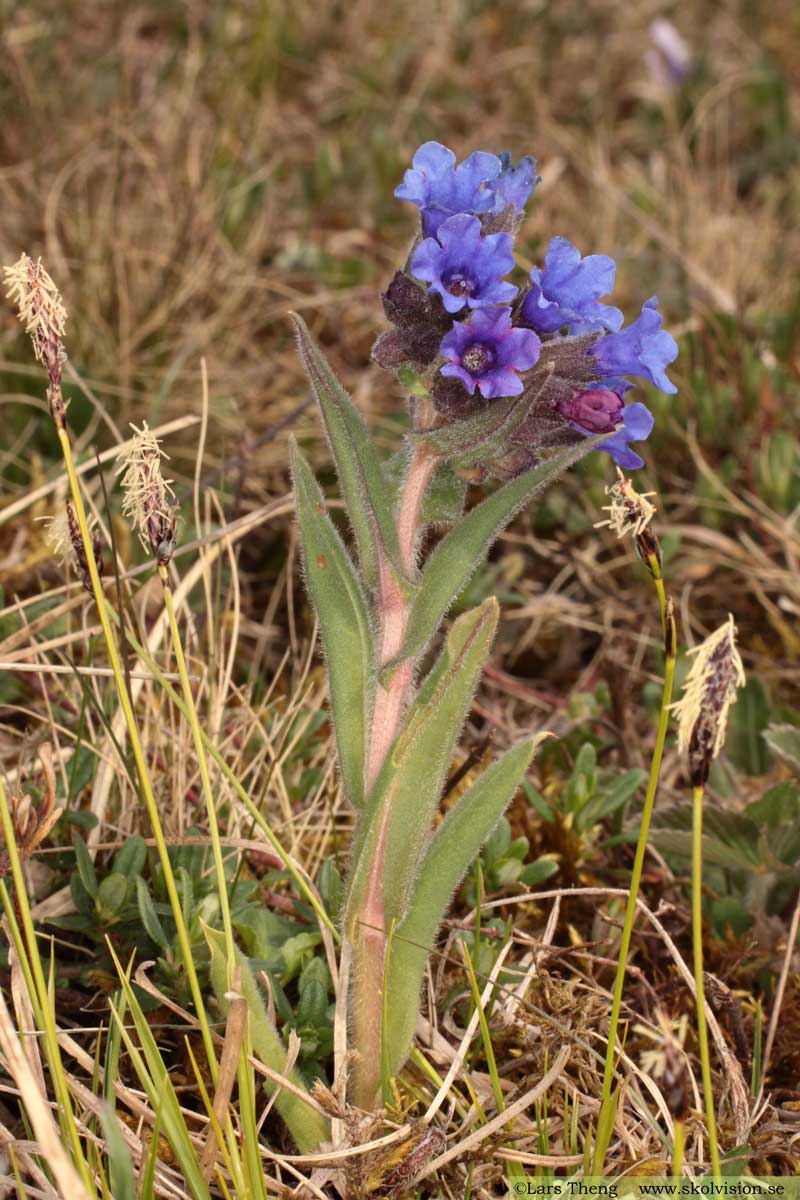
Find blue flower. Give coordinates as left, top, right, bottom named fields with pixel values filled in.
left=521, top=237, right=623, bottom=335
left=491, top=153, right=540, bottom=213
left=395, top=142, right=502, bottom=237
left=410, top=214, right=517, bottom=315
left=440, top=307, right=541, bottom=400
left=590, top=297, right=678, bottom=393
left=597, top=402, right=655, bottom=469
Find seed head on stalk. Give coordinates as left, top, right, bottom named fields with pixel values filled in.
left=38, top=500, right=102, bottom=592
left=595, top=467, right=662, bottom=576
left=116, top=422, right=178, bottom=565
left=4, top=253, right=68, bottom=425
left=672, top=614, right=745, bottom=786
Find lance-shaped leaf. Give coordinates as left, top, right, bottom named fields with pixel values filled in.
left=290, top=438, right=373, bottom=809
left=291, top=312, right=406, bottom=589
left=344, top=598, right=498, bottom=931
left=382, top=734, right=547, bottom=1078
left=385, top=435, right=605, bottom=673
left=205, top=925, right=330, bottom=1154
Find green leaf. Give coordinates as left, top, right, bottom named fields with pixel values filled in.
left=382, top=734, right=546, bottom=1078
left=98, top=1104, right=137, bottom=1200
left=763, top=723, right=800, bottom=771
left=290, top=312, right=405, bottom=588
left=420, top=461, right=468, bottom=526
left=519, top=857, right=559, bottom=887
left=651, top=804, right=764, bottom=870
left=136, top=877, right=169, bottom=949
left=204, top=925, right=330, bottom=1153
left=388, top=436, right=605, bottom=669
left=580, top=768, right=645, bottom=829
left=95, top=873, right=128, bottom=922
left=112, top=835, right=146, bottom=879
left=106, top=950, right=213, bottom=1200
left=746, top=781, right=800, bottom=829
left=346, top=599, right=498, bottom=929
left=290, top=438, right=374, bottom=809
left=72, top=833, right=97, bottom=898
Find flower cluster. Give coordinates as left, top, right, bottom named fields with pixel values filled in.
left=374, top=141, right=679, bottom=474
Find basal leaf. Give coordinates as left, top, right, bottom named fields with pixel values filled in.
left=651, top=803, right=764, bottom=870
left=205, top=925, right=330, bottom=1154
left=763, top=723, right=800, bottom=772
left=291, top=313, right=406, bottom=588
left=387, top=435, right=605, bottom=670
left=290, top=438, right=374, bottom=809
left=382, top=735, right=546, bottom=1077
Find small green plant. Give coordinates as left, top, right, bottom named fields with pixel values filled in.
left=288, top=138, right=679, bottom=1110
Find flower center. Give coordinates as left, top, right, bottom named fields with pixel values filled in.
left=444, top=273, right=475, bottom=298
left=462, top=343, right=494, bottom=375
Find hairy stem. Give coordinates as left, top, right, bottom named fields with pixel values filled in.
left=352, top=442, right=437, bottom=1106
left=364, top=446, right=437, bottom=790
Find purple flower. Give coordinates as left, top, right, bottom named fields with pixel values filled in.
left=521, top=237, right=623, bottom=335
left=410, top=214, right=517, bottom=315
left=646, top=18, right=691, bottom=88
left=440, top=307, right=541, bottom=400
left=395, top=141, right=502, bottom=237
left=491, top=153, right=540, bottom=213
left=561, top=390, right=654, bottom=469
left=590, top=297, right=678, bottom=393
left=558, top=388, right=624, bottom=434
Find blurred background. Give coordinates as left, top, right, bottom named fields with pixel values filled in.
left=1, top=1, right=800, bottom=1059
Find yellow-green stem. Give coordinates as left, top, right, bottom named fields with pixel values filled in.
left=672, top=1118, right=686, bottom=1178
left=56, top=427, right=219, bottom=1080
left=159, top=567, right=236, bottom=972
left=693, top=783, right=721, bottom=1175
left=108, top=612, right=337, bottom=939
left=0, top=783, right=94, bottom=1194
left=593, top=579, right=675, bottom=1174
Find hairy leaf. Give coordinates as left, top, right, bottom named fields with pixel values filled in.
left=205, top=925, right=330, bottom=1154
left=291, top=313, right=406, bottom=588
left=763, top=723, right=800, bottom=772
left=345, top=598, right=498, bottom=930
left=290, top=438, right=373, bottom=809
left=386, top=435, right=605, bottom=671
left=382, top=735, right=546, bottom=1077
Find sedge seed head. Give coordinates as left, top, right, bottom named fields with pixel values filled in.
left=4, top=253, right=67, bottom=372
left=116, top=422, right=178, bottom=560
left=595, top=467, right=657, bottom=540
left=671, top=613, right=745, bottom=784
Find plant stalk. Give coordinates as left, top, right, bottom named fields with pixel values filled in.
left=159, top=566, right=237, bottom=973
left=692, top=782, right=721, bottom=1175
left=56, top=427, right=219, bottom=1081
left=593, top=571, right=676, bottom=1173
left=352, top=441, right=437, bottom=1106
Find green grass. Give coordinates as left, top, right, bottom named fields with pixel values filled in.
left=0, top=0, right=799, bottom=1192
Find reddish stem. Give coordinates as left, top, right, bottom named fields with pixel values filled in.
left=352, top=442, right=437, bottom=1106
